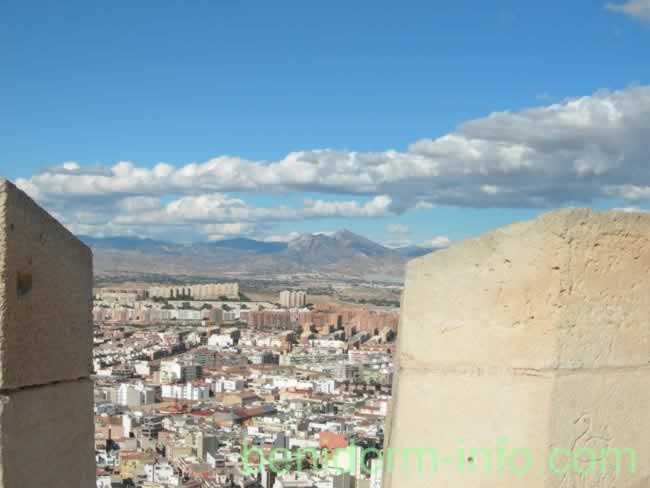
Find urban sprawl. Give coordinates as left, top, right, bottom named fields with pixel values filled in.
left=93, top=283, right=398, bottom=488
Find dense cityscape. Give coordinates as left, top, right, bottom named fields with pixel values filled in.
left=93, top=283, right=399, bottom=488
left=5, top=1, right=650, bottom=487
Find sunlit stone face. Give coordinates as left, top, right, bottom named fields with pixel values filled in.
left=383, top=209, right=650, bottom=488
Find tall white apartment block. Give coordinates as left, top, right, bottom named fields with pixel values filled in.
left=279, top=289, right=307, bottom=308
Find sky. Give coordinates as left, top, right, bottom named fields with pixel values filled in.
left=2, top=0, right=650, bottom=247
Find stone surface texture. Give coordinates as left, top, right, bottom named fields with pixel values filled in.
left=0, top=179, right=93, bottom=389
left=0, top=179, right=95, bottom=487
left=0, top=380, right=96, bottom=487
left=383, top=208, right=650, bottom=488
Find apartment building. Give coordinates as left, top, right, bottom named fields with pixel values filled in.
left=279, top=290, right=307, bottom=308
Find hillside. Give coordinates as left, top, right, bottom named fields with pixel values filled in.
left=80, top=230, right=434, bottom=283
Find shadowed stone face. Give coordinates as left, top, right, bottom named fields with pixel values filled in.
left=0, top=179, right=93, bottom=389
left=0, top=179, right=95, bottom=487
left=383, top=209, right=650, bottom=488
left=0, top=380, right=95, bottom=487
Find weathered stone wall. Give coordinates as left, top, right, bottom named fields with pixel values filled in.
left=383, top=209, right=650, bottom=488
left=0, top=179, right=95, bottom=487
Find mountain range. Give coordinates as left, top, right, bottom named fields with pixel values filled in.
left=80, top=230, right=435, bottom=282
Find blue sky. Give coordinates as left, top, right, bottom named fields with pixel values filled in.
left=3, top=0, right=650, bottom=246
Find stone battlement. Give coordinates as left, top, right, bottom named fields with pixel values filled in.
left=383, top=208, right=650, bottom=487
left=0, top=179, right=95, bottom=487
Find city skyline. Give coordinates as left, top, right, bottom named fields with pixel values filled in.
left=4, top=3, right=650, bottom=487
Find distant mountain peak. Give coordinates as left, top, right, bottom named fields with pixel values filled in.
left=286, top=232, right=333, bottom=250
left=80, top=229, right=420, bottom=281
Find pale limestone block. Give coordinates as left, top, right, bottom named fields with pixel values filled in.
left=0, top=379, right=96, bottom=487
left=0, top=179, right=93, bottom=389
left=384, top=209, right=650, bottom=488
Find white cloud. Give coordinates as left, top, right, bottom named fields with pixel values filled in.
left=414, top=201, right=434, bottom=210
left=44, top=191, right=396, bottom=240
left=612, top=206, right=649, bottom=212
left=605, top=185, right=650, bottom=200
left=18, top=86, right=650, bottom=212
left=481, top=185, right=501, bottom=195
left=116, top=196, right=161, bottom=213
left=607, top=0, right=650, bottom=21
left=203, top=223, right=258, bottom=241
left=110, top=193, right=392, bottom=227
left=263, top=232, right=302, bottom=242
left=303, top=195, right=392, bottom=218
left=430, top=236, right=452, bottom=249
left=62, top=162, right=81, bottom=171
left=12, top=85, right=650, bottom=240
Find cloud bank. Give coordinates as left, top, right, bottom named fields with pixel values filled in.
left=15, top=85, right=650, bottom=240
